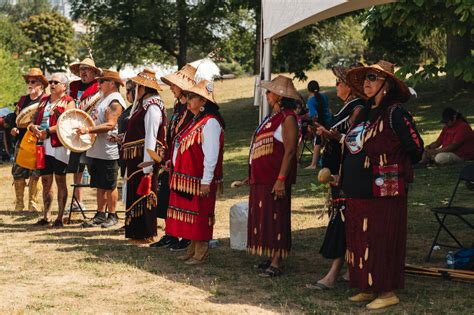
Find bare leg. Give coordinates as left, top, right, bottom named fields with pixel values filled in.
left=41, top=175, right=54, bottom=221
left=55, top=174, right=68, bottom=221
left=96, top=188, right=107, bottom=212
left=317, top=257, right=344, bottom=288
left=305, top=144, right=320, bottom=169
left=74, top=172, right=83, bottom=204
left=106, top=188, right=118, bottom=214
left=270, top=253, right=282, bottom=269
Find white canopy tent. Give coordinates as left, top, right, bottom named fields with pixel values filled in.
left=257, top=0, right=395, bottom=120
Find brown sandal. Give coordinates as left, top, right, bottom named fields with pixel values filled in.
left=259, top=266, right=283, bottom=278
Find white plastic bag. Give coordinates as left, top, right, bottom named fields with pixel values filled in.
left=230, top=201, right=249, bottom=250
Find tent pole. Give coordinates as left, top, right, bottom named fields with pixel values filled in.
left=261, top=38, right=272, bottom=122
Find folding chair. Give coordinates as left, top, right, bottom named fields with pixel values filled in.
left=297, top=130, right=313, bottom=163
left=426, top=164, right=474, bottom=261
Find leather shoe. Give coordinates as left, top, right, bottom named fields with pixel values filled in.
left=366, top=295, right=399, bottom=310
left=348, top=292, right=376, bottom=302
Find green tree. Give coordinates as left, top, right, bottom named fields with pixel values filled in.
left=364, top=0, right=473, bottom=90
left=0, top=0, right=51, bottom=22
left=0, top=16, right=30, bottom=57
left=70, top=0, right=231, bottom=69
left=20, top=11, right=75, bottom=72
left=0, top=48, right=26, bottom=107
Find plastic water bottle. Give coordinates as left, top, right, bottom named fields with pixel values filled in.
left=446, top=251, right=455, bottom=269
left=209, top=239, right=220, bottom=249
left=81, top=168, right=90, bottom=185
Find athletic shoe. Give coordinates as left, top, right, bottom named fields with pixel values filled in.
left=81, top=211, right=107, bottom=227
left=150, top=235, right=178, bottom=248
left=169, top=238, right=191, bottom=252
left=101, top=213, right=119, bottom=228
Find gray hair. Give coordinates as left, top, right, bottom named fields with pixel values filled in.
left=51, top=72, right=69, bottom=87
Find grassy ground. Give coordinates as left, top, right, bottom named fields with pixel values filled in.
left=0, top=70, right=473, bottom=314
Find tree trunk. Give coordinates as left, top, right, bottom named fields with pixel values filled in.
left=253, top=5, right=261, bottom=75
left=177, top=0, right=187, bottom=68
left=446, top=30, right=471, bottom=91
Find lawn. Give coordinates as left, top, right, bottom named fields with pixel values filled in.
left=0, top=70, right=473, bottom=314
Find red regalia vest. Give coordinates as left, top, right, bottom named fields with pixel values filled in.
left=34, top=94, right=73, bottom=147
left=355, top=103, right=417, bottom=184
left=169, top=114, right=224, bottom=197
left=122, top=96, right=167, bottom=161
left=249, top=109, right=297, bottom=185
left=69, top=80, right=100, bottom=113
left=165, top=100, right=192, bottom=161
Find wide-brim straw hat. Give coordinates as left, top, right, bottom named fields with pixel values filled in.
left=69, top=58, right=101, bottom=77
left=130, top=68, right=162, bottom=91
left=161, top=64, right=197, bottom=91
left=97, top=69, right=124, bottom=86
left=22, top=68, right=48, bottom=87
left=260, top=75, right=300, bottom=100
left=346, top=60, right=411, bottom=103
left=183, top=79, right=216, bottom=104
left=332, top=66, right=366, bottom=98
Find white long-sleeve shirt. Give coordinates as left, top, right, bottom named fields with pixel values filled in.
left=142, top=100, right=163, bottom=174
left=173, top=118, right=222, bottom=185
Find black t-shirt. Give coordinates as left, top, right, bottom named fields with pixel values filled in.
left=14, top=95, right=42, bottom=143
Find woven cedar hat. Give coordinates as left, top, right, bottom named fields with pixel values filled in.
left=332, top=65, right=366, bottom=98
left=22, top=68, right=48, bottom=87
left=183, top=79, right=216, bottom=104
left=346, top=60, right=411, bottom=103
left=97, top=69, right=124, bottom=86
left=260, top=75, right=300, bottom=100
left=130, top=68, right=162, bottom=91
left=69, top=57, right=101, bottom=77
left=161, top=64, right=197, bottom=91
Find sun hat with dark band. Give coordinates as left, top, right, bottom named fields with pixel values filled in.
left=69, top=57, right=101, bottom=77
left=183, top=79, right=216, bottom=104
left=260, top=75, right=300, bottom=100
left=130, top=68, right=162, bottom=91
left=97, top=69, right=124, bottom=86
left=22, top=68, right=48, bottom=87
left=161, top=64, right=197, bottom=91
left=346, top=60, right=411, bottom=103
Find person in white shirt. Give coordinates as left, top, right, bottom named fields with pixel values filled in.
left=77, top=70, right=125, bottom=228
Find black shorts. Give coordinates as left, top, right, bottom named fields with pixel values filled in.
left=88, top=158, right=119, bottom=190
left=40, top=155, right=68, bottom=176
left=67, top=152, right=86, bottom=173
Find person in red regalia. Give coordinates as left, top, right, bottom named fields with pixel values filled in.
left=122, top=69, right=167, bottom=245
left=165, top=79, right=225, bottom=265
left=67, top=57, right=102, bottom=213
left=247, top=75, right=299, bottom=278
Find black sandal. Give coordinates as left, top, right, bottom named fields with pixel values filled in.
left=259, top=266, right=283, bottom=278
left=35, top=218, right=51, bottom=226
left=255, top=260, right=271, bottom=270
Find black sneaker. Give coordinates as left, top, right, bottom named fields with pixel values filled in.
left=81, top=212, right=107, bottom=227
left=150, top=235, right=178, bottom=248
left=101, top=213, right=119, bottom=228
left=169, top=238, right=191, bottom=252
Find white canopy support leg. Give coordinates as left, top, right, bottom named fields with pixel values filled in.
left=260, top=38, right=272, bottom=122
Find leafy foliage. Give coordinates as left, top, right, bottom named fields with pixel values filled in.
left=20, top=11, right=75, bottom=72
left=0, top=49, right=26, bottom=108
left=0, top=16, right=30, bottom=58
left=0, top=0, right=51, bottom=22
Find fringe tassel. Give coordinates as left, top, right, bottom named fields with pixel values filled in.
left=125, top=192, right=157, bottom=225
left=166, top=207, right=200, bottom=224
left=170, top=172, right=223, bottom=196
left=246, top=245, right=289, bottom=259
left=251, top=134, right=274, bottom=161
left=179, top=126, right=205, bottom=154
left=122, top=139, right=164, bottom=160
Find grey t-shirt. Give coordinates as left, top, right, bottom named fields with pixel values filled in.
left=86, top=91, right=126, bottom=160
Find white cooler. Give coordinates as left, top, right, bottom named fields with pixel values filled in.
left=229, top=201, right=249, bottom=250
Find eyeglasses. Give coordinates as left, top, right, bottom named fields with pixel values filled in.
left=48, top=80, right=62, bottom=85
left=27, top=80, right=38, bottom=85
left=79, top=67, right=92, bottom=72
left=365, top=73, right=386, bottom=82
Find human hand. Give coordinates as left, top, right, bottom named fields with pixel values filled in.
left=75, top=126, right=89, bottom=135
left=200, top=184, right=210, bottom=197
left=271, top=179, right=285, bottom=199
left=10, top=128, right=19, bottom=137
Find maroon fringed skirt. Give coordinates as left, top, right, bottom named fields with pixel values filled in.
left=345, top=196, right=407, bottom=293
left=247, top=184, right=292, bottom=258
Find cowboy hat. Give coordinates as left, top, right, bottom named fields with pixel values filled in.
left=22, top=68, right=48, bottom=87
left=346, top=60, right=411, bottom=103
left=130, top=69, right=162, bottom=92
left=183, top=79, right=216, bottom=104
left=161, top=64, right=197, bottom=91
left=97, top=69, right=124, bottom=86
left=69, top=58, right=101, bottom=77
left=260, top=75, right=300, bottom=100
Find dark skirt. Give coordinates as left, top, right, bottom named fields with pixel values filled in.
left=345, top=196, right=407, bottom=293
left=124, top=167, right=158, bottom=240
left=247, top=184, right=292, bottom=258
left=156, top=171, right=170, bottom=220
left=319, top=197, right=346, bottom=259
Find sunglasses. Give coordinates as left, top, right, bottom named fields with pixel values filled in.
left=48, top=80, right=62, bottom=85
left=27, top=80, right=38, bottom=85
left=126, top=88, right=134, bottom=93
left=365, top=73, right=386, bottom=82
left=98, top=79, right=110, bottom=84
left=186, top=92, right=199, bottom=99
left=336, top=79, right=341, bottom=86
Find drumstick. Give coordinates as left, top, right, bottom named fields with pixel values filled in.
left=230, top=180, right=245, bottom=188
